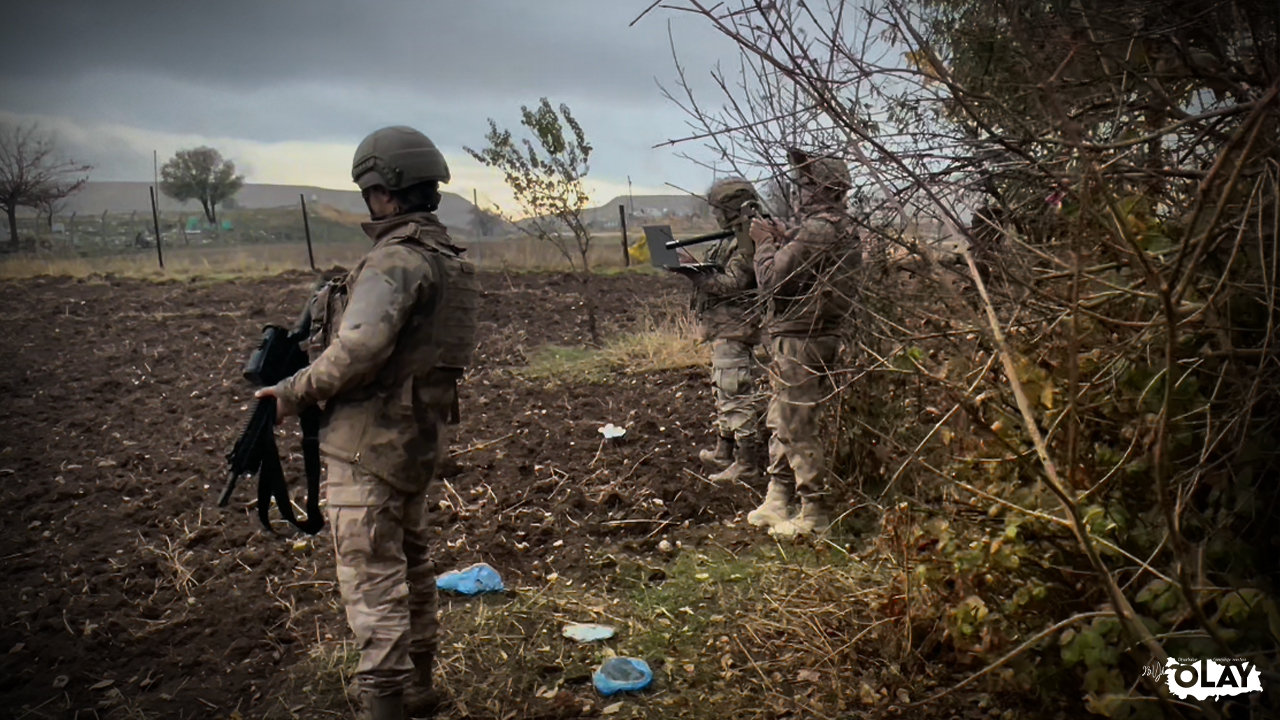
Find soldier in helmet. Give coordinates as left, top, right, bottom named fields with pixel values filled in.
left=689, top=177, right=766, bottom=483
left=747, top=150, right=858, bottom=538
left=257, top=126, right=479, bottom=720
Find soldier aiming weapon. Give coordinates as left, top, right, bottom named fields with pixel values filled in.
left=644, top=199, right=771, bottom=273
left=665, top=179, right=771, bottom=485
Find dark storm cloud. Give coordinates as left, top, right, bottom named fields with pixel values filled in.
left=0, top=1, right=733, bottom=125
left=0, top=1, right=743, bottom=192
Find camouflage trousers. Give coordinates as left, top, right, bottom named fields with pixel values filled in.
left=710, top=338, right=761, bottom=442
left=764, top=335, right=842, bottom=498
left=325, top=416, right=445, bottom=698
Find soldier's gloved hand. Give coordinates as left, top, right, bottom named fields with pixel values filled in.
left=750, top=217, right=784, bottom=247
left=688, top=270, right=712, bottom=286
left=255, top=383, right=300, bottom=425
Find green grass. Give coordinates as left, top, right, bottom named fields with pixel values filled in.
left=618, top=550, right=761, bottom=660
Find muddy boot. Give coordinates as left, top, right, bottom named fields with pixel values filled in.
left=405, top=650, right=446, bottom=717
left=770, top=496, right=831, bottom=538
left=365, top=694, right=406, bottom=720
left=699, top=434, right=735, bottom=470
left=709, top=435, right=761, bottom=483
left=746, top=478, right=792, bottom=528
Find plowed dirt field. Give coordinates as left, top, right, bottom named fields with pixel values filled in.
left=0, top=271, right=775, bottom=719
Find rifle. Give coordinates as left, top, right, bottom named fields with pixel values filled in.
left=646, top=199, right=773, bottom=273
left=663, top=227, right=734, bottom=251
left=662, top=201, right=772, bottom=251
left=221, top=307, right=325, bottom=534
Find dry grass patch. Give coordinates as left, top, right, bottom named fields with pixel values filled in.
left=467, top=233, right=634, bottom=273
left=267, top=639, right=360, bottom=719
left=0, top=236, right=674, bottom=281
left=520, top=305, right=707, bottom=384
left=420, top=542, right=904, bottom=720
left=262, top=541, right=913, bottom=720
left=0, top=243, right=369, bottom=281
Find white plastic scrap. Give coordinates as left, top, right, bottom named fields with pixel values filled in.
left=563, top=623, right=617, bottom=642
left=597, top=423, right=627, bottom=439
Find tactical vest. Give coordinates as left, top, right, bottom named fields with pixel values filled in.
left=410, top=243, right=481, bottom=372
left=766, top=211, right=860, bottom=337
left=307, top=222, right=480, bottom=389
left=693, top=227, right=757, bottom=314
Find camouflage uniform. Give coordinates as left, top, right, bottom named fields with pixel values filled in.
left=692, top=179, right=764, bottom=479
left=749, top=155, right=858, bottom=536
left=274, top=210, right=479, bottom=701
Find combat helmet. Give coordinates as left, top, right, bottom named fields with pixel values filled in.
left=787, top=148, right=851, bottom=197
left=352, top=126, right=451, bottom=191
left=707, top=177, right=760, bottom=225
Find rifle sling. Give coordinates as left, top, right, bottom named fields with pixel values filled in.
left=255, top=404, right=325, bottom=535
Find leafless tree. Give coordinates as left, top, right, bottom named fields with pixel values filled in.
left=0, top=120, right=91, bottom=250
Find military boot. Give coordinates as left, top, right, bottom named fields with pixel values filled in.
left=699, top=434, right=735, bottom=470
left=746, top=478, right=792, bottom=528
left=365, top=694, right=406, bottom=720
left=770, top=496, right=831, bottom=538
left=709, top=435, right=761, bottom=483
left=405, top=650, right=445, bottom=717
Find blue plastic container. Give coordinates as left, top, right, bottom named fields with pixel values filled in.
left=435, top=563, right=505, bottom=595
left=593, top=657, right=653, bottom=696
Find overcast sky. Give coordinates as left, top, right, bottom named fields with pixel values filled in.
left=0, top=1, right=745, bottom=209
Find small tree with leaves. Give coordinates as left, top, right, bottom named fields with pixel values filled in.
left=0, top=120, right=91, bottom=250
left=466, top=98, right=600, bottom=342
left=159, top=147, right=244, bottom=225
left=471, top=203, right=503, bottom=237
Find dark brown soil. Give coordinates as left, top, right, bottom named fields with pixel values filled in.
left=0, top=270, right=760, bottom=719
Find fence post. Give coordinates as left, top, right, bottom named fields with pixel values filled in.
left=618, top=204, right=630, bottom=267
left=300, top=194, right=316, bottom=271
left=149, top=186, right=164, bottom=269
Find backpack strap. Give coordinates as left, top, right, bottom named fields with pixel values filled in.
left=253, top=403, right=324, bottom=535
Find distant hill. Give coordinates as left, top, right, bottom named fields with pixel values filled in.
left=47, top=181, right=478, bottom=232
left=38, top=182, right=711, bottom=236
left=586, top=194, right=710, bottom=226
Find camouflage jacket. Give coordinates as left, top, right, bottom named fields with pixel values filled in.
left=691, top=221, right=760, bottom=344
left=278, top=211, right=479, bottom=490
left=754, top=207, right=859, bottom=338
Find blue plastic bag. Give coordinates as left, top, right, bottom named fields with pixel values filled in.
left=436, top=563, right=504, bottom=594
left=593, top=657, right=653, bottom=696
